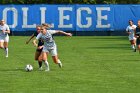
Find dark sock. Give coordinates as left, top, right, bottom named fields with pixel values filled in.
left=38, top=61, right=42, bottom=68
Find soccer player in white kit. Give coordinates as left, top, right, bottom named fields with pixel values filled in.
left=126, top=20, right=137, bottom=52
left=0, top=20, right=10, bottom=57
left=33, top=26, right=72, bottom=71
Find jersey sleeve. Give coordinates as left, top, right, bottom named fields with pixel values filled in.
left=126, top=26, right=129, bottom=32
left=134, top=25, right=137, bottom=28
left=47, top=30, right=57, bottom=34
left=36, top=33, right=42, bottom=40
left=6, top=24, right=10, bottom=30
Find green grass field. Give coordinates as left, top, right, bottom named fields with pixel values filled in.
left=0, top=36, right=140, bottom=93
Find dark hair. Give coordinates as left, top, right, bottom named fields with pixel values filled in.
left=129, top=20, right=133, bottom=23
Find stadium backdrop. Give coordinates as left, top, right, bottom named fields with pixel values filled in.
left=0, top=4, right=140, bottom=32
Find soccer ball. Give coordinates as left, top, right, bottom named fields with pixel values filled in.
left=25, top=64, right=33, bottom=72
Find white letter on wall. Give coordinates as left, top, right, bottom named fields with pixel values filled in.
left=22, top=7, right=36, bottom=28
left=96, top=7, right=110, bottom=28
left=40, top=7, right=54, bottom=28
left=77, top=7, right=92, bottom=28
left=40, top=7, right=46, bottom=24
left=58, top=7, right=72, bottom=28
left=3, top=7, right=18, bottom=28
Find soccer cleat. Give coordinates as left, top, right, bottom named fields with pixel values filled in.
left=5, top=55, right=8, bottom=58
left=58, top=63, right=62, bottom=68
left=45, top=68, right=50, bottom=72
left=39, top=67, right=43, bottom=70
left=45, top=69, right=50, bottom=72
left=133, top=49, right=136, bottom=52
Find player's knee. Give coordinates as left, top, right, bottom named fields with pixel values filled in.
left=138, top=45, right=140, bottom=49
left=132, top=42, right=135, bottom=44
left=38, top=57, right=42, bottom=62
left=0, top=46, right=4, bottom=49
left=4, top=46, right=8, bottom=48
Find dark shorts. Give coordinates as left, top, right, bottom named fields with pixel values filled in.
left=36, top=48, right=43, bottom=52
left=136, top=38, right=140, bottom=45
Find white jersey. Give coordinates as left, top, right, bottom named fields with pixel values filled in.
left=36, top=30, right=57, bottom=49
left=0, top=24, right=10, bottom=37
left=126, top=25, right=137, bottom=40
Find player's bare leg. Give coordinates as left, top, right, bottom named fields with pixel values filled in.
left=38, top=53, right=43, bottom=70
left=130, top=40, right=136, bottom=52
left=52, top=56, right=62, bottom=68
left=4, top=42, right=8, bottom=57
left=0, top=42, right=4, bottom=49
left=137, top=45, right=140, bottom=54
left=42, top=52, right=50, bottom=71
left=35, top=51, right=43, bottom=70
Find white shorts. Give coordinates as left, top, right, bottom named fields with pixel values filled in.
left=129, top=36, right=136, bottom=41
left=0, top=36, right=9, bottom=42
left=42, top=46, right=57, bottom=56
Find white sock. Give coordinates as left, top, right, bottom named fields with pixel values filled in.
left=58, top=59, right=62, bottom=68
left=133, top=45, right=136, bottom=49
left=5, top=48, right=8, bottom=56
left=134, top=45, right=136, bottom=49
left=44, top=60, right=49, bottom=71
left=131, top=45, right=135, bottom=49
left=58, top=59, right=62, bottom=64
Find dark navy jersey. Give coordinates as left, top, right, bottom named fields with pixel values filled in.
left=136, top=27, right=140, bottom=36
left=34, top=32, right=44, bottom=46
left=136, top=27, right=140, bottom=45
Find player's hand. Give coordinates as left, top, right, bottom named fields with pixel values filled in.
left=66, top=33, right=72, bottom=37
left=2, top=30, right=5, bottom=34
left=38, top=46, right=43, bottom=49
left=26, top=41, right=29, bottom=44
left=132, top=26, right=135, bottom=30
left=135, top=35, right=139, bottom=38
left=128, top=32, right=131, bottom=34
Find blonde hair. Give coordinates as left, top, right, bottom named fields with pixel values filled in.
left=42, top=23, right=51, bottom=28
left=40, top=25, right=46, bottom=29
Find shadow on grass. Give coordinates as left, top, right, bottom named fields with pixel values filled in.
left=87, top=44, right=130, bottom=50
left=77, top=36, right=128, bottom=40
left=0, top=68, right=25, bottom=72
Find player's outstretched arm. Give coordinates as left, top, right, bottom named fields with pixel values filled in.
left=38, top=45, right=44, bottom=49
left=26, top=34, right=35, bottom=44
left=55, top=30, right=72, bottom=37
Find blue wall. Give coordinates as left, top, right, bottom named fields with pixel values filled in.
left=0, top=4, right=140, bottom=32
